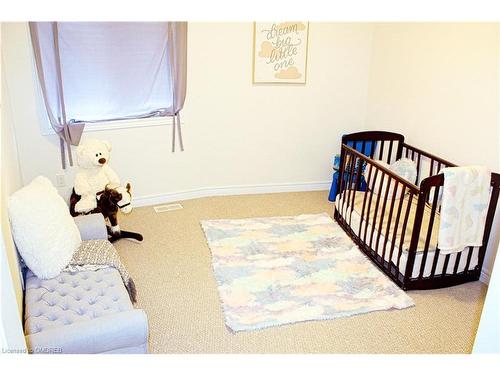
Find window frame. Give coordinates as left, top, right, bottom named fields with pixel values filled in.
left=38, top=115, right=176, bottom=135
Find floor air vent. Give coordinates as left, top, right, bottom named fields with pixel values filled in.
left=153, top=203, right=183, bottom=213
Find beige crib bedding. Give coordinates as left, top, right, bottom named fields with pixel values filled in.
left=337, top=191, right=440, bottom=253
left=336, top=191, right=480, bottom=277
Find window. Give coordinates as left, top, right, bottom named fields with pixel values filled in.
left=30, top=22, right=187, bottom=168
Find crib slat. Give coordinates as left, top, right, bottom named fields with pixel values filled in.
left=453, top=251, right=462, bottom=275
left=370, top=142, right=377, bottom=159
left=355, top=156, right=364, bottom=191
left=442, top=254, right=451, bottom=276
left=369, top=172, right=386, bottom=252
left=343, top=154, right=354, bottom=218
left=381, top=180, right=399, bottom=263
left=349, top=157, right=363, bottom=226
left=397, top=193, right=414, bottom=270
left=376, top=174, right=392, bottom=262
left=416, top=154, right=421, bottom=185
left=388, top=186, right=406, bottom=274
left=418, top=186, right=440, bottom=279
left=379, top=141, right=385, bottom=162
left=338, top=155, right=345, bottom=215
left=358, top=162, right=373, bottom=239
left=363, top=168, right=379, bottom=246
left=429, top=248, right=441, bottom=278
left=339, top=150, right=349, bottom=216
left=387, top=141, right=394, bottom=164
left=344, top=154, right=357, bottom=219
left=465, top=246, right=474, bottom=272
left=396, top=141, right=403, bottom=160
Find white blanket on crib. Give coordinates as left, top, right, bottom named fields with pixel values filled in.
left=438, top=166, right=491, bottom=254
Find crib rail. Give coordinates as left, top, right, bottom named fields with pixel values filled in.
left=342, top=131, right=405, bottom=164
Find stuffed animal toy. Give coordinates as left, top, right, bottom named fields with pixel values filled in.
left=73, top=139, right=121, bottom=214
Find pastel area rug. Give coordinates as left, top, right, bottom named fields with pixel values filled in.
left=201, top=213, right=414, bottom=332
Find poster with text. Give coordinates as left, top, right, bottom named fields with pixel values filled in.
left=253, top=22, right=309, bottom=83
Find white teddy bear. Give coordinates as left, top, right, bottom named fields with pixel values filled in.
left=73, top=139, right=121, bottom=214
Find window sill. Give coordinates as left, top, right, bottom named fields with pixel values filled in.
left=40, top=116, right=176, bottom=136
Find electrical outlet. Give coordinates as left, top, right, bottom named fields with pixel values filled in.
left=55, top=174, right=66, bottom=187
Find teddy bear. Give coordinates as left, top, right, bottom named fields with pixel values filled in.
left=73, top=139, right=121, bottom=214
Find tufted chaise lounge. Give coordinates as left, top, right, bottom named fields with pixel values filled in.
left=23, top=214, right=149, bottom=354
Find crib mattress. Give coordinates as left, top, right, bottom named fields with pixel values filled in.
left=336, top=191, right=479, bottom=279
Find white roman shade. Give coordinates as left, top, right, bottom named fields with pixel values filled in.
left=30, top=22, right=187, bottom=168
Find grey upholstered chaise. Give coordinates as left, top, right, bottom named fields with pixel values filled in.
left=23, top=214, right=149, bottom=354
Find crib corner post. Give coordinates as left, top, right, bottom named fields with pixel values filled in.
left=477, top=177, right=500, bottom=275
left=396, top=137, right=405, bottom=160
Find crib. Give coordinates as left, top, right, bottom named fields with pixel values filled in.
left=333, top=131, right=500, bottom=290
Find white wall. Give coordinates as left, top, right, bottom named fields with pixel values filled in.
left=0, top=23, right=27, bottom=352
left=365, top=23, right=500, bottom=281
left=473, top=244, right=500, bottom=353
left=0, top=232, right=26, bottom=352
left=1, top=47, right=24, bottom=313
left=474, top=24, right=500, bottom=353
left=1, top=22, right=374, bottom=203
left=1, top=25, right=25, bottom=310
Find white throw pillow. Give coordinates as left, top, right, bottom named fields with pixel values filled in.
left=8, top=176, right=82, bottom=279
left=365, top=158, right=417, bottom=198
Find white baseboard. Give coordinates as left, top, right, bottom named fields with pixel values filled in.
left=132, top=181, right=331, bottom=208
left=480, top=269, right=491, bottom=285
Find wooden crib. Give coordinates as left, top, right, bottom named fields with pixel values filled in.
left=333, top=131, right=500, bottom=290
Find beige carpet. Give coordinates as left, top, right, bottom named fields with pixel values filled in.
left=115, top=191, right=487, bottom=354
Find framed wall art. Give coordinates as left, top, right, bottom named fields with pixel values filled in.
left=252, top=22, right=309, bottom=84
